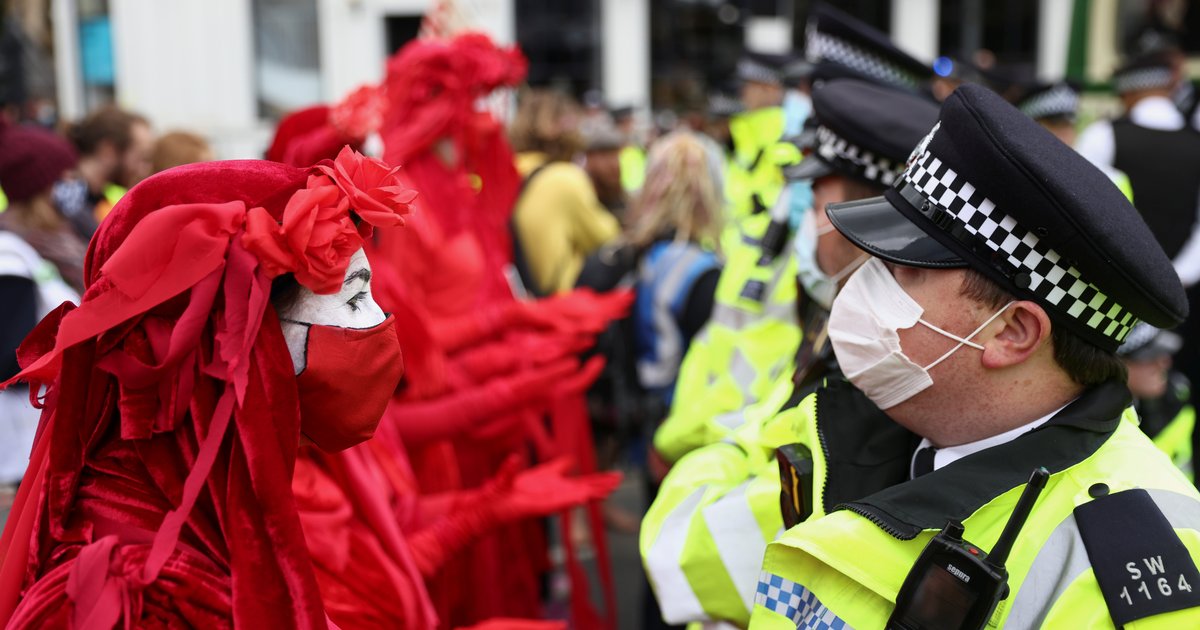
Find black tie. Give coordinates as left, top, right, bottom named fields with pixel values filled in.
left=912, top=446, right=938, bottom=478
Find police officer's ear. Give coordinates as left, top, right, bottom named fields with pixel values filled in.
left=980, top=301, right=1053, bottom=369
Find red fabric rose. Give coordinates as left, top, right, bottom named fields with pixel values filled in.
left=317, top=146, right=418, bottom=237
left=243, top=178, right=361, bottom=294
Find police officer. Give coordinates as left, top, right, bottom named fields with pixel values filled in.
left=654, top=0, right=937, bottom=465
left=1120, top=323, right=1194, bottom=478
left=751, top=84, right=1200, bottom=628
left=641, top=79, right=940, bottom=627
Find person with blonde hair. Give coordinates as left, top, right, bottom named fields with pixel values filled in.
left=511, top=89, right=619, bottom=294
left=579, top=130, right=724, bottom=410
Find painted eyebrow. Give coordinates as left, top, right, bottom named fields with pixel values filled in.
left=344, top=268, right=371, bottom=286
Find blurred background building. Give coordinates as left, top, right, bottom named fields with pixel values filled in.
left=3, top=0, right=1198, bottom=158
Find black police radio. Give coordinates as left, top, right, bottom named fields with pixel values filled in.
left=887, top=467, right=1050, bottom=630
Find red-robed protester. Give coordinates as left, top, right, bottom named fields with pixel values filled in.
left=373, top=33, right=626, bottom=627
left=0, top=152, right=418, bottom=628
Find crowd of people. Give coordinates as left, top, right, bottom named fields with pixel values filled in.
left=1, top=1, right=1200, bottom=628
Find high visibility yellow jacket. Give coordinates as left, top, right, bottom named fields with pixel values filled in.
left=641, top=371, right=804, bottom=626
left=751, top=380, right=1200, bottom=629
left=726, top=107, right=788, bottom=221
left=655, top=211, right=800, bottom=464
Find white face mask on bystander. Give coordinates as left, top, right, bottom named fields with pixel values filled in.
left=827, top=258, right=1012, bottom=409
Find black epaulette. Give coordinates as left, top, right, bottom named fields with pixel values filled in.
left=1075, top=487, right=1200, bottom=626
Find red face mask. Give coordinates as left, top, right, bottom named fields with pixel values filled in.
left=294, top=314, right=404, bottom=452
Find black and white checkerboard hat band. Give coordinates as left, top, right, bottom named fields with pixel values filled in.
left=813, top=125, right=900, bottom=186
left=897, top=145, right=1138, bottom=344
left=806, top=25, right=921, bottom=91
left=1020, top=85, right=1079, bottom=121
left=739, top=59, right=783, bottom=85
left=1114, top=67, right=1174, bottom=95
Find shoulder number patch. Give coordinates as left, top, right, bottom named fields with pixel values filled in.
left=1075, top=488, right=1200, bottom=626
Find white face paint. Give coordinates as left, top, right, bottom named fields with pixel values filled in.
left=277, top=248, right=386, bottom=374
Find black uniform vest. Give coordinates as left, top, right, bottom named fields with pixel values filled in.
left=1112, top=117, right=1200, bottom=258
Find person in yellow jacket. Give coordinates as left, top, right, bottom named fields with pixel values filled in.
left=752, top=84, right=1200, bottom=629
left=1120, top=323, right=1195, bottom=478
left=511, top=89, right=620, bottom=294
left=725, top=52, right=790, bottom=222
left=642, top=79, right=940, bottom=627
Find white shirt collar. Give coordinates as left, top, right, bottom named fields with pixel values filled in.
left=1129, top=95, right=1186, bottom=131
left=910, top=400, right=1076, bottom=478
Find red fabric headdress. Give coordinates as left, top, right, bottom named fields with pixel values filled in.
left=381, top=32, right=526, bottom=168
left=0, top=149, right=415, bottom=628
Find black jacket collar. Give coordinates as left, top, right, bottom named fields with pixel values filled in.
left=816, top=379, right=1132, bottom=539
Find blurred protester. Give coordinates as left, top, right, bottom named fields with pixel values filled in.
left=58, top=105, right=153, bottom=232
left=1119, top=323, right=1194, bottom=477
left=0, top=122, right=86, bottom=292
left=0, top=121, right=80, bottom=529
left=582, top=123, right=627, bottom=219
left=511, top=89, right=619, bottom=295
left=611, top=106, right=646, bottom=193
left=624, top=132, right=724, bottom=403
left=150, top=130, right=214, bottom=174
left=578, top=131, right=724, bottom=422
left=374, top=34, right=627, bottom=628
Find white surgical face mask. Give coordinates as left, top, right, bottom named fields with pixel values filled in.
left=793, top=209, right=868, bottom=310
left=828, top=258, right=1012, bottom=409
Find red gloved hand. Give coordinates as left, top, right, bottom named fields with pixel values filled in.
left=491, top=457, right=623, bottom=522
left=512, top=331, right=596, bottom=368
left=534, top=288, right=634, bottom=335
left=506, top=358, right=579, bottom=402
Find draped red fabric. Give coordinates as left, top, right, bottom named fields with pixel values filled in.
left=294, top=447, right=438, bottom=630
left=0, top=158, right=410, bottom=629
left=370, top=32, right=630, bottom=628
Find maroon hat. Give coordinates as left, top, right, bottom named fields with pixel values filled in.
left=0, top=122, right=78, bottom=203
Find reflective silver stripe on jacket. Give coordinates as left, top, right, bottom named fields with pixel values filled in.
left=1004, top=489, right=1200, bottom=628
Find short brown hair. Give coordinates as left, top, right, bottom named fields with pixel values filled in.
left=67, top=106, right=148, bottom=156
left=959, top=269, right=1126, bottom=387
left=151, top=131, right=213, bottom=174
left=509, top=89, right=584, bottom=163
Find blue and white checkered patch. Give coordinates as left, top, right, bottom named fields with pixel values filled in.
left=755, top=572, right=854, bottom=629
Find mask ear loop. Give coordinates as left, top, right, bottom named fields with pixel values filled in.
left=829, top=253, right=871, bottom=284
left=919, top=301, right=1015, bottom=370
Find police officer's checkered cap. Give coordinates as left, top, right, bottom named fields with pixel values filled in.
left=1114, top=68, right=1175, bottom=95
left=1019, top=83, right=1080, bottom=121
left=894, top=85, right=1188, bottom=350
left=804, top=4, right=932, bottom=92
left=1112, top=50, right=1176, bottom=95
left=803, top=80, right=940, bottom=187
